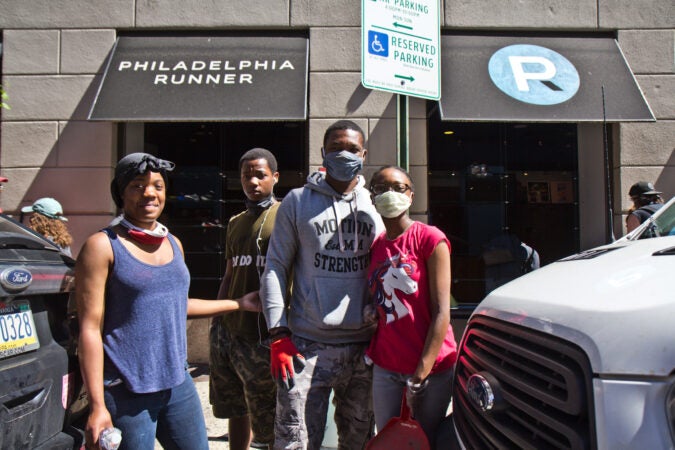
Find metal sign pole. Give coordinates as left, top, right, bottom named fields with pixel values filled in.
left=397, top=94, right=409, bottom=171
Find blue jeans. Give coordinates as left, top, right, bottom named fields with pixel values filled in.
left=372, top=364, right=453, bottom=447
left=104, top=372, right=208, bottom=450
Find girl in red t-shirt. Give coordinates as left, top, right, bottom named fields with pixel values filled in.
left=365, top=166, right=457, bottom=446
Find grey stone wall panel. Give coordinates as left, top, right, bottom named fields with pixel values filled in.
left=618, top=30, right=675, bottom=74
left=0, top=168, right=40, bottom=211
left=61, top=30, right=117, bottom=75
left=620, top=166, right=675, bottom=208
left=310, top=27, right=361, bottom=72
left=2, top=30, right=59, bottom=75
left=410, top=164, right=428, bottom=213
left=58, top=121, right=116, bottom=167
left=309, top=72, right=397, bottom=118
left=7, top=167, right=114, bottom=214
left=309, top=74, right=428, bottom=120
left=599, top=0, right=675, bottom=29
left=366, top=118, right=428, bottom=167
left=409, top=118, right=428, bottom=166
left=636, top=75, right=675, bottom=119
left=408, top=97, right=427, bottom=120
left=0, top=0, right=133, bottom=28
left=135, top=0, right=290, bottom=27
left=619, top=121, right=675, bottom=165
left=367, top=118, right=398, bottom=166
left=292, top=0, right=361, bottom=27
left=1, top=75, right=97, bottom=121
left=0, top=122, right=59, bottom=168
left=67, top=215, right=116, bottom=257
left=444, top=0, right=597, bottom=29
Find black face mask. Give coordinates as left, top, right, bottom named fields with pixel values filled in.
left=245, top=194, right=276, bottom=214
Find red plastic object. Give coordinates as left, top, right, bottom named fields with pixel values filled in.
left=365, top=393, right=430, bottom=450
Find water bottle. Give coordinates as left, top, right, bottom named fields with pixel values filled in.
left=99, top=427, right=122, bottom=450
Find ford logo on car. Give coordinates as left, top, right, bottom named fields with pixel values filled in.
left=0, top=267, right=33, bottom=291
left=467, top=373, right=495, bottom=412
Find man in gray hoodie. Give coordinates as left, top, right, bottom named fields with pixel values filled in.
left=261, top=120, right=384, bottom=449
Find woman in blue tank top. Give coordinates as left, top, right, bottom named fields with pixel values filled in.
left=76, top=153, right=261, bottom=450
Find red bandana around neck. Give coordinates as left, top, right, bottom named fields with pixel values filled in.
left=120, top=217, right=168, bottom=246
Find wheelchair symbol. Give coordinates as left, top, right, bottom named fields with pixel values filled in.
left=368, top=31, right=388, bottom=57
left=372, top=35, right=384, bottom=53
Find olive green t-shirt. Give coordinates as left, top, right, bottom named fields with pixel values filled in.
left=221, top=202, right=280, bottom=340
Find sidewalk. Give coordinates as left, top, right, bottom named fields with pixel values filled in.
left=191, top=365, right=233, bottom=450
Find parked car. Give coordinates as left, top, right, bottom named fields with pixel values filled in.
left=0, top=214, right=85, bottom=449
left=442, top=197, right=675, bottom=449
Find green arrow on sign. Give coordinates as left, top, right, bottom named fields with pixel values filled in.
left=395, top=74, right=415, bottom=82
left=393, top=22, right=413, bottom=30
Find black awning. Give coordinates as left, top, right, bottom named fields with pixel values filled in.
left=439, top=35, right=654, bottom=122
left=89, top=36, right=308, bottom=121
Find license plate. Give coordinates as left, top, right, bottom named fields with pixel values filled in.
left=0, top=301, right=40, bottom=359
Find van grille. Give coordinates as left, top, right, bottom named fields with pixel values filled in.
left=452, top=315, right=595, bottom=450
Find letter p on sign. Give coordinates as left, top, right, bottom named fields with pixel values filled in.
left=508, top=56, right=556, bottom=91
left=489, top=44, right=580, bottom=105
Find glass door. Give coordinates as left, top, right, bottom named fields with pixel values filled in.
left=428, top=116, right=579, bottom=303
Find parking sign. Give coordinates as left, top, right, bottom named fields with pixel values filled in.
left=362, top=0, right=441, bottom=100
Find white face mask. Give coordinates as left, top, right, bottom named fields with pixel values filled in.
left=373, top=191, right=412, bottom=218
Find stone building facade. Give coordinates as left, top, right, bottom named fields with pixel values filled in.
left=1, top=2, right=673, bottom=348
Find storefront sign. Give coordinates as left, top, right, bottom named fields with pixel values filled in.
left=361, top=0, right=441, bottom=100
left=438, top=35, right=654, bottom=122
left=89, top=36, right=308, bottom=121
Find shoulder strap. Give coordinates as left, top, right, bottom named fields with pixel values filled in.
left=639, top=204, right=661, bottom=214
left=634, top=204, right=660, bottom=224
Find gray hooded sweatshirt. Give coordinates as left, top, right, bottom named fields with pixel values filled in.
left=261, top=171, right=384, bottom=344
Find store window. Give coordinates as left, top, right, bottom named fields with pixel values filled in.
left=143, top=121, right=306, bottom=298
left=428, top=112, right=579, bottom=303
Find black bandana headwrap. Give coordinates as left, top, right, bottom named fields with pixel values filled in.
left=111, top=153, right=175, bottom=208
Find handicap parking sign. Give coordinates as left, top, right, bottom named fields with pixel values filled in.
left=368, top=30, right=388, bottom=57
left=362, top=0, right=440, bottom=100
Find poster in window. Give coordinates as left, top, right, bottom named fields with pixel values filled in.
left=527, top=182, right=550, bottom=203
left=551, top=181, right=574, bottom=204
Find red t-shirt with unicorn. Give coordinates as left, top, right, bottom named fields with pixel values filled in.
left=366, top=221, right=457, bottom=375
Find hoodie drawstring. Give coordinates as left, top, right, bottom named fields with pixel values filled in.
left=331, top=198, right=344, bottom=252
left=331, top=191, right=359, bottom=254
left=351, top=190, right=359, bottom=254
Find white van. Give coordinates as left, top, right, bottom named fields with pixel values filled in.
left=442, top=197, right=675, bottom=449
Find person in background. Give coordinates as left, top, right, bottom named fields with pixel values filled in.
left=365, top=165, right=457, bottom=448
left=22, top=197, right=74, bottom=256
left=210, top=148, right=280, bottom=450
left=76, top=152, right=261, bottom=450
left=626, top=181, right=664, bottom=233
left=260, top=120, right=384, bottom=449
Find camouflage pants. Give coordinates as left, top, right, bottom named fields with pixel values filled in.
left=209, top=320, right=276, bottom=445
left=274, top=336, right=374, bottom=450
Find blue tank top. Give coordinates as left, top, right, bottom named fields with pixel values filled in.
left=102, top=228, right=190, bottom=393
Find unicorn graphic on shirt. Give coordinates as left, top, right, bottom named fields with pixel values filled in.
left=369, top=253, right=418, bottom=324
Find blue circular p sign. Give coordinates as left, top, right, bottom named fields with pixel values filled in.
left=488, top=44, right=580, bottom=105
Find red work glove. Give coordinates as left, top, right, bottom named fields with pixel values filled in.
left=270, top=336, right=305, bottom=390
